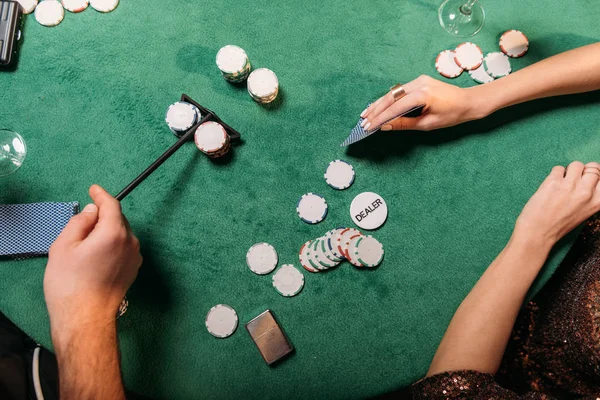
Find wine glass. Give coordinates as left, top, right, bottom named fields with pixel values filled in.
left=0, top=129, right=27, bottom=177
left=438, top=0, right=485, bottom=37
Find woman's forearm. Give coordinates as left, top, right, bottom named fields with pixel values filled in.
left=471, top=42, right=600, bottom=118
left=427, top=234, right=552, bottom=376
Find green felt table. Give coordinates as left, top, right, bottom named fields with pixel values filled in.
left=1, top=0, right=599, bottom=398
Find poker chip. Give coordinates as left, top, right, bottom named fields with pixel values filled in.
left=468, top=64, right=494, bottom=84
left=205, top=304, right=238, bottom=338
left=345, top=236, right=364, bottom=267
left=216, top=45, right=252, bottom=83
left=296, top=193, right=327, bottom=224
left=299, top=240, right=319, bottom=273
left=336, top=227, right=362, bottom=257
left=350, top=192, right=388, bottom=231
left=326, top=228, right=346, bottom=260
left=454, top=42, right=483, bottom=71
left=324, top=160, right=355, bottom=190
left=272, top=264, right=304, bottom=297
left=320, top=231, right=343, bottom=263
left=297, top=228, right=384, bottom=275
left=500, top=30, right=529, bottom=58
left=246, top=242, right=278, bottom=275
left=165, top=101, right=199, bottom=135
left=194, top=121, right=230, bottom=158
left=61, top=0, right=88, bottom=12
left=16, top=0, right=38, bottom=14
left=312, top=239, right=338, bottom=268
left=247, top=68, right=279, bottom=104
left=34, top=0, right=65, bottom=27
left=354, top=236, right=384, bottom=268
left=89, top=0, right=118, bottom=12
left=435, top=50, right=463, bottom=79
left=484, top=52, right=511, bottom=78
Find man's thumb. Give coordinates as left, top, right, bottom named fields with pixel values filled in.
left=54, top=204, right=99, bottom=245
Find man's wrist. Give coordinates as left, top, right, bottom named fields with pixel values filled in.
left=50, top=307, right=117, bottom=352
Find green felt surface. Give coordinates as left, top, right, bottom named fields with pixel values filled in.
left=1, top=0, right=599, bottom=398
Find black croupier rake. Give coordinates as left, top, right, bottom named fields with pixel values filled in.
left=115, top=94, right=242, bottom=201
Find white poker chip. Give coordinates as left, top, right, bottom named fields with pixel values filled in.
left=435, top=50, right=463, bottom=79
left=89, top=0, right=118, bottom=12
left=246, top=242, right=278, bottom=275
left=61, top=0, right=88, bottom=12
left=324, top=160, right=355, bottom=190
left=296, top=193, right=328, bottom=224
left=484, top=52, right=511, bottom=78
left=307, top=242, right=327, bottom=271
left=247, top=68, right=279, bottom=100
left=354, top=236, right=384, bottom=268
left=468, top=64, right=494, bottom=84
left=320, top=231, right=343, bottom=263
left=336, top=227, right=362, bottom=258
left=350, top=192, right=388, bottom=230
left=312, top=239, right=338, bottom=269
left=326, top=228, right=346, bottom=260
left=272, top=264, right=304, bottom=297
left=500, top=30, right=529, bottom=58
left=299, top=240, right=319, bottom=273
left=205, top=304, right=238, bottom=338
left=165, top=101, right=199, bottom=133
left=194, top=121, right=227, bottom=153
left=454, top=42, right=483, bottom=71
left=16, top=0, right=38, bottom=14
left=34, top=0, right=64, bottom=27
left=345, top=236, right=364, bottom=267
left=216, top=45, right=248, bottom=74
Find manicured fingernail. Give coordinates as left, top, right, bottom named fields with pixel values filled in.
left=361, top=119, right=368, bottom=128
left=381, top=125, right=392, bottom=131
left=360, top=107, right=369, bottom=118
left=82, top=204, right=97, bottom=213
left=364, top=122, right=371, bottom=131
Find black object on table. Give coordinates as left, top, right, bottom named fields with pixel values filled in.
left=115, top=94, right=242, bottom=201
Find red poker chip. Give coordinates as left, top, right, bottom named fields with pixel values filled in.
left=454, top=42, right=483, bottom=71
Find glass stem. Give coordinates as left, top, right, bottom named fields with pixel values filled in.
left=460, top=0, right=478, bottom=15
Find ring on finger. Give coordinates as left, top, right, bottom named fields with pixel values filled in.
left=390, top=84, right=406, bottom=101
left=583, top=169, right=600, bottom=177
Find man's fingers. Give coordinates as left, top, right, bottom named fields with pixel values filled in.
left=52, top=204, right=99, bottom=246
left=89, top=184, right=123, bottom=224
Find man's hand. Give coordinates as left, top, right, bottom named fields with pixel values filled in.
left=44, top=184, right=142, bottom=400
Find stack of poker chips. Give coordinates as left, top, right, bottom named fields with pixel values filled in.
left=299, top=227, right=384, bottom=273
left=247, top=68, right=279, bottom=104
left=165, top=101, right=201, bottom=137
left=216, top=45, right=252, bottom=83
left=194, top=121, right=231, bottom=159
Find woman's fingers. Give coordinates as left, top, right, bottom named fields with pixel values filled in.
left=580, top=162, right=600, bottom=189
left=361, top=79, right=423, bottom=122
left=565, top=161, right=585, bottom=183
left=364, top=93, right=424, bottom=131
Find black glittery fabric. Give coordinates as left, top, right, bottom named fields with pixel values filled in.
left=412, top=215, right=600, bottom=399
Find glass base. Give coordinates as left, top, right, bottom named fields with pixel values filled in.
left=0, top=129, right=27, bottom=177
left=438, top=0, right=485, bottom=37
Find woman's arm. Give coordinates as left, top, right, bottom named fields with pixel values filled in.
left=361, top=42, right=600, bottom=132
left=427, top=161, right=600, bottom=376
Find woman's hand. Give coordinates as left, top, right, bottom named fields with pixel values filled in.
left=360, top=75, right=484, bottom=132
left=514, top=161, right=600, bottom=249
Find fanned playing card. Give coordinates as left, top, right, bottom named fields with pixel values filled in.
left=0, top=202, right=79, bottom=258
left=341, top=104, right=425, bottom=147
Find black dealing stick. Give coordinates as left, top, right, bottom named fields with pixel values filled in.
left=115, top=94, right=242, bottom=201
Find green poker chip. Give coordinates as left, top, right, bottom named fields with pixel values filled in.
left=355, top=236, right=384, bottom=268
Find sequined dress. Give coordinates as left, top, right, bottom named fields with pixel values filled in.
left=412, top=217, right=600, bottom=399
